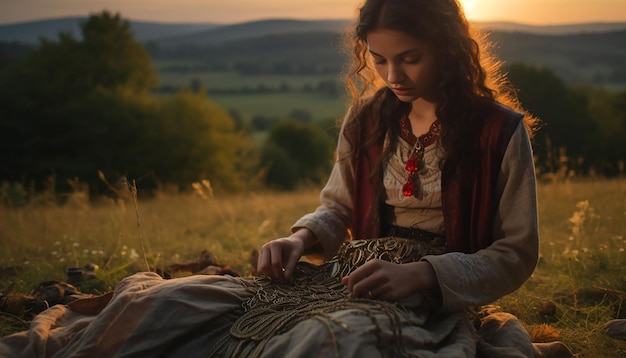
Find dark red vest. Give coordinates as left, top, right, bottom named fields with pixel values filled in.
left=351, top=101, right=522, bottom=254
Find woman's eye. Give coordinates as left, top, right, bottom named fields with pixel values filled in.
left=372, top=57, right=386, bottom=65
left=404, top=57, right=420, bottom=64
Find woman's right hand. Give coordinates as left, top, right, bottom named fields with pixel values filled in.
left=256, top=228, right=316, bottom=282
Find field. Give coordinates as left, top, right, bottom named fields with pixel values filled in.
left=1, top=179, right=626, bottom=356
left=210, top=92, right=346, bottom=122
left=155, top=66, right=349, bottom=122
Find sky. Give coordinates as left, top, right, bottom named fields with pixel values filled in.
left=1, top=0, right=626, bottom=26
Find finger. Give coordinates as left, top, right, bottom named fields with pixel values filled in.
left=367, top=284, right=387, bottom=300
left=283, top=249, right=301, bottom=281
left=351, top=271, right=387, bottom=298
left=269, top=244, right=286, bottom=281
left=343, top=260, right=378, bottom=291
left=256, top=246, right=271, bottom=276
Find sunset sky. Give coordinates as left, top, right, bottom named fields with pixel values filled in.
left=1, top=0, right=626, bottom=25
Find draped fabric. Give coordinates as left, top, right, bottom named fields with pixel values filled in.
left=351, top=100, right=522, bottom=253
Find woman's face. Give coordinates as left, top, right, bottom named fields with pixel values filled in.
left=366, top=28, right=439, bottom=103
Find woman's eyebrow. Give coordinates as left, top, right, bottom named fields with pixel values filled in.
left=368, top=48, right=422, bottom=58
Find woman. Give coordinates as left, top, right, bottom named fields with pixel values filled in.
left=1, top=0, right=572, bottom=357
left=256, top=0, right=571, bottom=356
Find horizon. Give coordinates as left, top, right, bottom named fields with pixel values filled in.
left=1, top=0, right=626, bottom=26
left=3, top=15, right=626, bottom=28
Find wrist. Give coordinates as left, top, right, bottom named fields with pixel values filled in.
left=409, top=261, right=439, bottom=292
left=291, top=228, right=318, bottom=249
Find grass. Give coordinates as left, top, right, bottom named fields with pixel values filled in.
left=156, top=68, right=340, bottom=91
left=154, top=66, right=348, bottom=122
left=2, top=178, right=626, bottom=356
left=209, top=92, right=347, bottom=122
left=498, top=178, right=626, bottom=356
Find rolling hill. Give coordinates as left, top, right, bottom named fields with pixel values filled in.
left=0, top=17, right=220, bottom=44
left=2, top=16, right=626, bottom=45
left=1, top=17, right=625, bottom=88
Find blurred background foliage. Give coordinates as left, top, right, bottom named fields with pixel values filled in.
left=0, top=11, right=624, bottom=202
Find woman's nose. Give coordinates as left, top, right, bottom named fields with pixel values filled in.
left=387, top=63, right=404, bottom=84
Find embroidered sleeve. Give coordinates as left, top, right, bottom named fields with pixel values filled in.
left=421, top=121, right=539, bottom=313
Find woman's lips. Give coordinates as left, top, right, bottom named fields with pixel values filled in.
left=391, top=87, right=412, bottom=96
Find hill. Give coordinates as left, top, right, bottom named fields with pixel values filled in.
left=0, top=17, right=219, bottom=44
left=2, top=16, right=626, bottom=45
left=1, top=17, right=625, bottom=88
left=153, top=19, right=350, bottom=47
left=150, top=25, right=626, bottom=88
left=488, top=30, right=626, bottom=86
left=475, top=21, right=626, bottom=35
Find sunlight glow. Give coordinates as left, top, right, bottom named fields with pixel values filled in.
left=2, top=0, right=626, bottom=26
left=460, top=0, right=477, bottom=19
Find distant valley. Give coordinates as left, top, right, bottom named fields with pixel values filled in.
left=1, top=17, right=625, bottom=89
left=2, top=17, right=626, bottom=44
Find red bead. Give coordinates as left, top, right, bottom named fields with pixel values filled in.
left=402, top=181, right=414, bottom=197
left=405, top=157, right=419, bottom=172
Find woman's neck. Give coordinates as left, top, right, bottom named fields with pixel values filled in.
left=408, top=98, right=438, bottom=136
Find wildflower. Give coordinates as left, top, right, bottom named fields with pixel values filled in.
left=129, top=248, right=140, bottom=260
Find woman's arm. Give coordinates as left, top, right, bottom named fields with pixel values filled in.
left=258, top=114, right=358, bottom=279
left=421, top=121, right=539, bottom=313
left=290, top=120, right=356, bottom=260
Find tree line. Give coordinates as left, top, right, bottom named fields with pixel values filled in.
left=0, top=12, right=332, bottom=203
left=507, top=64, right=626, bottom=178
left=0, top=11, right=624, bottom=204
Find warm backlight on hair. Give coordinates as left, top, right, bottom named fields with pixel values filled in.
left=460, top=0, right=477, bottom=19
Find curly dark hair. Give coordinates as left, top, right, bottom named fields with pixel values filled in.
left=341, top=0, right=537, bottom=175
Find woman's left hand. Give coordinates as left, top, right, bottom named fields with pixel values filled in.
left=341, top=259, right=438, bottom=301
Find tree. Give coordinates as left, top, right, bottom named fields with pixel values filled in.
left=260, top=119, right=334, bottom=189
left=0, top=12, right=250, bottom=195
left=79, top=11, right=158, bottom=93
left=147, top=91, right=247, bottom=190
left=2, top=11, right=156, bottom=108
left=575, top=86, right=626, bottom=175
left=0, top=11, right=157, bottom=191
left=506, top=63, right=596, bottom=174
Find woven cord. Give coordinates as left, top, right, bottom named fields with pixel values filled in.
left=207, top=237, right=447, bottom=357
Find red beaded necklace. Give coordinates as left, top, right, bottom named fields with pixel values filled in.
left=399, top=116, right=442, bottom=197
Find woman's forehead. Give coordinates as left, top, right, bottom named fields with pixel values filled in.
left=366, top=29, right=431, bottom=54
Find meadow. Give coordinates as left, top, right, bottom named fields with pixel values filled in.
left=155, top=66, right=348, bottom=122
left=1, top=178, right=626, bottom=356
